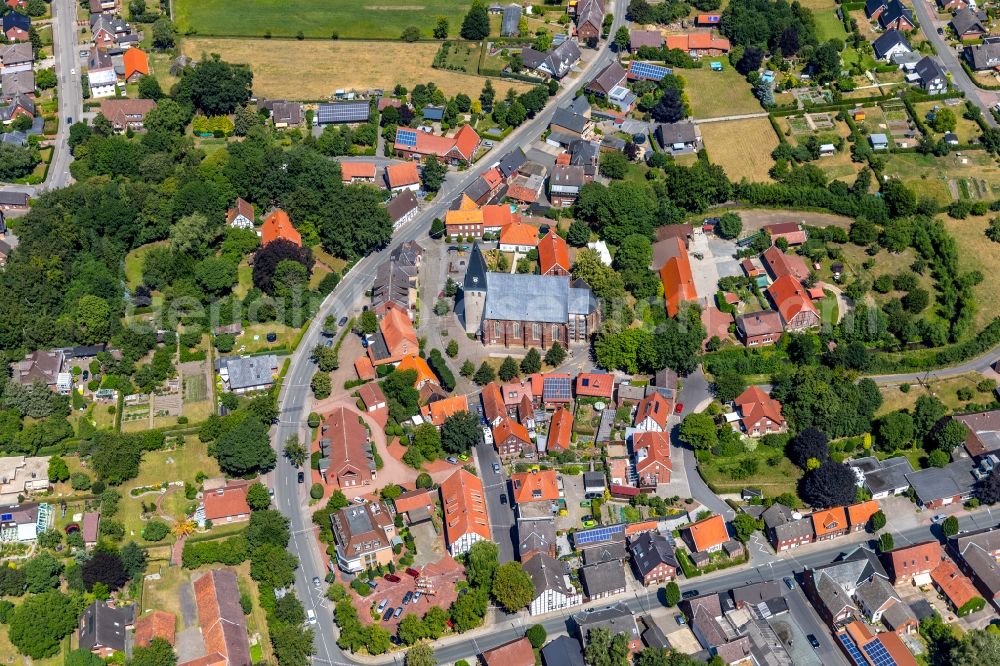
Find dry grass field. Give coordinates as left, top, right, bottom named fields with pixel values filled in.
left=700, top=117, right=778, bottom=182
left=943, top=214, right=1000, bottom=332
left=181, top=38, right=533, bottom=99
left=680, top=67, right=761, bottom=118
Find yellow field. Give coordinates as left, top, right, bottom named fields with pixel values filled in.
left=699, top=117, right=778, bottom=183
left=181, top=38, right=534, bottom=100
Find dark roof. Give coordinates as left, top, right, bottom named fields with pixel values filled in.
left=386, top=190, right=419, bottom=223
left=587, top=61, right=627, bottom=96
left=872, top=29, right=911, bottom=59
left=951, top=7, right=987, bottom=35
left=879, top=0, right=913, bottom=26
left=543, top=40, right=582, bottom=77
left=906, top=457, right=975, bottom=505
left=463, top=176, right=491, bottom=203
left=463, top=242, right=489, bottom=293
left=523, top=553, right=575, bottom=597
left=501, top=4, right=522, bottom=36
left=641, top=622, right=670, bottom=649
left=965, top=41, right=1000, bottom=70
left=657, top=122, right=698, bottom=147
left=574, top=602, right=640, bottom=646
left=629, top=531, right=678, bottom=577
left=3, top=12, right=30, bottom=33
left=497, top=147, right=527, bottom=179
left=541, top=635, right=586, bottom=666
left=551, top=107, right=588, bottom=134
left=423, top=106, right=445, bottom=121
left=0, top=191, right=29, bottom=206
left=915, top=56, right=946, bottom=84
left=580, top=560, right=627, bottom=597
left=865, top=0, right=886, bottom=17
left=317, top=101, right=370, bottom=124
left=582, top=539, right=627, bottom=565
left=78, top=601, right=135, bottom=653
left=518, top=518, right=556, bottom=559
left=863, top=456, right=914, bottom=495
left=520, top=46, right=548, bottom=70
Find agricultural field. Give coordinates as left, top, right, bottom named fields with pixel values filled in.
left=700, top=117, right=779, bottom=182
left=882, top=152, right=1000, bottom=205
left=180, top=38, right=534, bottom=99
left=680, top=67, right=762, bottom=118
left=943, top=214, right=1000, bottom=332
left=175, top=0, right=473, bottom=40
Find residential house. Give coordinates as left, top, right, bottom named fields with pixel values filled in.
left=836, top=622, right=919, bottom=666
left=569, top=139, right=600, bottom=179
left=0, top=43, right=33, bottom=75
left=547, top=407, right=573, bottom=454
left=629, top=29, right=664, bottom=52
left=512, top=469, right=561, bottom=505
left=316, top=101, right=369, bottom=124
left=680, top=594, right=754, bottom=661
left=525, top=552, right=582, bottom=615
left=1, top=71, right=34, bottom=101
left=88, top=57, right=117, bottom=98
left=330, top=502, right=395, bottom=572
left=538, top=230, right=570, bottom=276
left=847, top=501, right=880, bottom=532
left=888, top=541, right=945, bottom=585
left=133, top=610, right=176, bottom=648
left=951, top=7, right=987, bottom=39
left=78, top=601, right=135, bottom=658
left=461, top=244, right=600, bottom=348
left=914, top=56, right=947, bottom=94
left=368, top=303, right=419, bottom=366
left=0, top=455, right=50, bottom=504
left=905, top=457, right=976, bottom=508
left=387, top=190, right=420, bottom=229
left=949, top=526, right=1000, bottom=608
left=12, top=349, right=65, bottom=391
left=938, top=0, right=967, bottom=9
left=550, top=106, right=589, bottom=138
left=123, top=48, right=148, bottom=82
left=873, top=29, right=912, bottom=60
left=318, top=406, right=375, bottom=489
left=89, top=0, right=116, bottom=12
left=226, top=198, right=254, bottom=229
left=187, top=569, right=252, bottom=666
left=2, top=12, right=29, bottom=41
left=91, top=15, right=134, bottom=49
left=953, top=409, right=1000, bottom=458
left=385, top=162, right=421, bottom=192
left=733, top=386, right=786, bottom=436
left=931, top=558, right=983, bottom=614
left=626, top=60, right=672, bottom=81
left=481, top=382, right=506, bottom=428
left=575, top=372, right=614, bottom=400
left=216, top=355, right=278, bottom=394
left=497, top=147, right=527, bottom=180
left=803, top=546, right=888, bottom=626
left=371, top=242, right=421, bottom=317
left=441, top=468, right=490, bottom=555
left=735, top=310, right=784, bottom=347
left=340, top=162, right=376, bottom=184
left=482, top=637, right=535, bottom=666
left=762, top=245, right=810, bottom=282
left=420, top=394, right=468, bottom=427
left=99, top=98, right=156, bottom=132
left=629, top=531, right=678, bottom=586
left=498, top=221, right=539, bottom=253
left=633, top=431, right=671, bottom=487
left=202, top=480, right=252, bottom=525
left=848, top=456, right=914, bottom=499
left=522, top=40, right=582, bottom=79
left=583, top=471, right=605, bottom=498
left=541, top=636, right=586, bottom=666
left=580, top=560, right=627, bottom=600
left=575, top=0, right=605, bottom=43
left=393, top=488, right=434, bottom=525
left=854, top=574, right=903, bottom=624
left=260, top=100, right=303, bottom=128
left=683, top=514, right=729, bottom=554
left=763, top=221, right=807, bottom=245
left=664, top=33, right=731, bottom=55
left=964, top=38, right=1000, bottom=70
left=394, top=124, right=480, bottom=165
left=865, top=0, right=915, bottom=30
left=586, top=61, right=627, bottom=98
left=396, top=354, right=435, bottom=389
left=260, top=209, right=301, bottom=246
left=655, top=122, right=701, bottom=153
left=462, top=167, right=504, bottom=206
left=574, top=603, right=642, bottom=654
left=0, top=502, right=50, bottom=541
left=634, top=391, right=672, bottom=432
left=549, top=165, right=586, bottom=207
left=767, top=275, right=821, bottom=331
left=812, top=506, right=849, bottom=542
left=518, top=517, right=557, bottom=560
left=494, top=416, right=534, bottom=459
left=658, top=238, right=697, bottom=317
left=762, top=502, right=814, bottom=551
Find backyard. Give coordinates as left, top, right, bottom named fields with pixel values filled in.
left=175, top=0, right=474, bottom=40
left=878, top=373, right=996, bottom=417
left=681, top=67, right=762, bottom=118
left=700, top=117, right=778, bottom=182
left=180, top=38, right=533, bottom=100
left=699, top=447, right=802, bottom=497
left=883, top=152, right=1000, bottom=205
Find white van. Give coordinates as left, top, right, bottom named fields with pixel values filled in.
left=306, top=609, right=317, bottom=626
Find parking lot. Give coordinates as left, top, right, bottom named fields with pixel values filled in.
left=351, top=556, right=465, bottom=632
left=687, top=230, right=742, bottom=298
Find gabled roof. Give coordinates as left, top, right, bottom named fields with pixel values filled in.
left=441, top=468, right=491, bottom=546
left=889, top=541, right=944, bottom=582
left=587, top=61, right=627, bottom=96
left=2, top=11, right=30, bottom=33
left=767, top=274, right=818, bottom=325
left=538, top=230, right=570, bottom=275
left=386, top=190, right=419, bottom=223
left=573, top=602, right=641, bottom=647
left=497, top=147, right=527, bottom=179
left=321, top=406, right=374, bottom=482
left=685, top=514, right=729, bottom=552
left=580, top=560, right=627, bottom=597
left=78, top=601, right=135, bottom=653
left=736, top=310, right=784, bottom=338
left=735, top=385, right=785, bottom=428
left=518, top=517, right=556, bottom=560
left=629, top=530, right=678, bottom=577
left=541, top=636, right=585, bottom=666
left=341, top=161, right=376, bottom=181
left=203, top=480, right=251, bottom=521
left=811, top=506, right=848, bottom=537
left=762, top=245, right=810, bottom=281
left=481, top=382, right=506, bottom=423
left=915, top=56, right=946, bottom=84
left=658, top=239, right=697, bottom=317
left=511, top=469, right=560, bottom=504
left=133, top=610, right=176, bottom=648
left=873, top=29, right=911, bottom=59
left=575, top=372, right=614, bottom=399
left=847, top=500, right=880, bottom=528
left=482, top=637, right=535, bottom=666
left=635, top=391, right=671, bottom=429
left=396, top=354, right=436, bottom=388
left=494, top=416, right=531, bottom=450
left=499, top=221, right=539, bottom=247
left=192, top=569, right=251, bottom=666
left=422, top=394, right=468, bottom=426
left=261, top=209, right=301, bottom=246
left=357, top=382, right=387, bottom=409
left=551, top=106, right=588, bottom=134
left=931, top=558, right=981, bottom=609
left=386, top=161, right=420, bottom=188
left=547, top=407, right=573, bottom=452
left=524, top=552, right=574, bottom=597
left=123, top=48, right=149, bottom=79
left=629, top=29, right=664, bottom=49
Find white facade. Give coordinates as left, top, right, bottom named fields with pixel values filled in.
left=88, top=68, right=117, bottom=98
left=448, top=530, right=485, bottom=556
left=393, top=206, right=418, bottom=229
left=529, top=586, right=583, bottom=616
left=634, top=416, right=664, bottom=433
left=229, top=214, right=253, bottom=230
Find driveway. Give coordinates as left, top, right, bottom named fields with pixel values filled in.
left=687, top=231, right=742, bottom=298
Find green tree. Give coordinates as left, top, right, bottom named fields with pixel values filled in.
left=401, top=26, right=421, bottom=41
left=121, top=542, right=148, bottom=580
left=491, top=561, right=535, bottom=612
left=311, top=371, right=332, bottom=399
left=869, top=510, right=886, bottom=532
left=421, top=155, right=448, bottom=192
left=584, top=628, right=630, bottom=666
left=473, top=361, right=496, bottom=385
left=599, top=152, right=629, bottom=180
left=716, top=212, right=742, bottom=239
left=467, top=540, right=500, bottom=587
left=520, top=348, right=542, bottom=374
left=526, top=624, right=547, bottom=649
left=284, top=435, right=307, bottom=467
left=152, top=18, right=176, bottom=49
left=141, top=520, right=170, bottom=542
left=446, top=340, right=459, bottom=358
left=270, top=622, right=315, bottom=666
left=614, top=25, right=631, bottom=51
left=328, top=490, right=349, bottom=510
left=914, top=394, right=947, bottom=440
left=47, top=456, right=69, bottom=483
left=405, top=644, right=437, bottom=666
left=942, top=515, right=960, bottom=537
left=931, top=108, right=957, bottom=133
left=878, top=532, right=894, bottom=553
left=712, top=371, right=746, bottom=403
left=8, top=590, right=78, bottom=658
left=544, top=342, right=566, bottom=367
left=66, top=650, right=104, bottom=666
left=360, top=310, right=378, bottom=335
left=215, top=415, right=277, bottom=476
left=246, top=482, right=271, bottom=510
left=434, top=16, right=450, bottom=38
left=875, top=411, right=915, bottom=451
left=137, top=75, right=164, bottom=100
left=731, top=513, right=759, bottom=542
left=250, top=542, right=298, bottom=589
left=397, top=614, right=426, bottom=645
left=567, top=219, right=591, bottom=247
left=460, top=0, right=491, bottom=40
left=460, top=360, right=475, bottom=377
left=441, top=411, right=482, bottom=454
left=129, top=637, right=177, bottom=666
left=498, top=356, right=519, bottom=381
left=23, top=552, right=62, bottom=592
left=678, top=412, right=717, bottom=451
left=664, top=581, right=681, bottom=607
left=953, top=629, right=1000, bottom=665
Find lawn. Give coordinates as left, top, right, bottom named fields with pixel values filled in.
left=699, top=449, right=802, bottom=497
left=878, top=373, right=995, bottom=416
left=815, top=8, right=848, bottom=42
left=681, top=67, right=761, bottom=118
left=125, top=240, right=168, bottom=290
left=181, top=38, right=533, bottom=100
left=912, top=100, right=981, bottom=145
left=700, top=117, right=778, bottom=182
left=437, top=41, right=482, bottom=74
left=175, top=0, right=474, bottom=40
left=943, top=214, right=1000, bottom=332
left=235, top=322, right=299, bottom=353
left=882, top=152, right=1000, bottom=205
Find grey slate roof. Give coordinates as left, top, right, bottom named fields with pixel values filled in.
left=551, top=107, right=588, bottom=134
left=906, top=457, right=975, bottom=505
left=854, top=574, right=899, bottom=616
left=567, top=95, right=591, bottom=116
left=543, top=40, right=582, bottom=78
left=629, top=531, right=678, bottom=578
left=386, top=190, right=419, bottom=224
left=219, top=354, right=278, bottom=390
left=809, top=547, right=887, bottom=618
left=872, top=29, right=911, bottom=59
left=497, top=147, right=526, bottom=179
left=582, top=539, right=627, bottom=565
left=878, top=0, right=913, bottom=27
left=78, top=601, right=135, bottom=653
left=501, top=4, right=522, bottom=36
left=2, top=70, right=34, bottom=96
left=520, top=47, right=548, bottom=71
left=914, top=56, right=947, bottom=87
left=580, top=560, right=626, bottom=597
left=882, top=598, right=918, bottom=631
left=484, top=273, right=594, bottom=323
left=518, top=517, right=556, bottom=559
left=574, top=602, right=640, bottom=646
left=951, top=7, right=987, bottom=35
left=864, top=456, right=914, bottom=495
left=541, top=635, right=586, bottom=666
left=965, top=39, right=1000, bottom=70
left=0, top=43, right=33, bottom=67
left=524, top=552, right=575, bottom=597
left=588, top=61, right=627, bottom=96
left=463, top=242, right=489, bottom=293
left=952, top=527, right=1000, bottom=595
left=657, top=122, right=698, bottom=147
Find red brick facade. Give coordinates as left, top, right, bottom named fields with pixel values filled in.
left=481, top=314, right=598, bottom=348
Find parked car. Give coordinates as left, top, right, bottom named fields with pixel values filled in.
left=674, top=614, right=686, bottom=625
left=384, top=574, right=401, bottom=583
left=306, top=609, right=316, bottom=625
left=338, top=316, right=348, bottom=327
left=393, top=606, right=403, bottom=618
left=312, top=576, right=321, bottom=588
left=402, top=591, right=413, bottom=605
left=682, top=590, right=699, bottom=599
left=414, top=591, right=422, bottom=600
left=932, top=514, right=947, bottom=523
left=807, top=634, right=820, bottom=649
left=499, top=494, right=506, bottom=505
left=783, top=576, right=795, bottom=590
left=405, top=567, right=420, bottom=578
left=382, top=608, right=394, bottom=621
left=297, top=471, right=304, bottom=483
left=492, top=463, right=501, bottom=473
left=377, top=599, right=388, bottom=612
left=353, top=497, right=365, bottom=504
left=446, top=456, right=459, bottom=464
left=675, top=403, right=684, bottom=414
left=367, top=579, right=378, bottom=589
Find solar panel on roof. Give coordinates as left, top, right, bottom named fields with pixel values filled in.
left=396, top=129, right=418, bottom=147
left=629, top=61, right=671, bottom=81
left=574, top=523, right=625, bottom=545
left=0, top=513, right=10, bottom=522
left=863, top=640, right=897, bottom=666
left=317, top=102, right=369, bottom=124
left=544, top=377, right=572, bottom=401
left=837, top=634, right=866, bottom=666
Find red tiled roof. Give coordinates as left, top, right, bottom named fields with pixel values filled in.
left=226, top=197, right=254, bottom=225
left=440, top=468, right=490, bottom=547
left=538, top=230, right=570, bottom=275
left=931, top=558, right=981, bottom=610
left=321, top=406, right=372, bottom=486
left=134, top=610, right=176, bottom=647
left=386, top=162, right=420, bottom=189
left=481, top=382, right=506, bottom=424
left=547, top=407, right=573, bottom=452
left=357, top=382, right=387, bottom=409
left=340, top=162, right=376, bottom=181
left=635, top=391, right=672, bottom=429
left=767, top=275, right=818, bottom=325
left=686, top=514, right=728, bottom=552
left=499, top=222, right=539, bottom=248
left=482, top=637, right=535, bottom=666
left=811, top=506, right=847, bottom=537
left=452, top=124, right=481, bottom=161
left=511, top=470, right=560, bottom=504
left=192, top=570, right=250, bottom=666
left=397, top=354, right=436, bottom=387
left=482, top=204, right=516, bottom=229
left=481, top=167, right=503, bottom=190
left=493, top=416, right=531, bottom=449
left=394, top=488, right=435, bottom=514
left=354, top=356, right=376, bottom=380
left=123, top=48, right=149, bottom=79
left=422, top=394, right=468, bottom=426
left=734, top=386, right=785, bottom=430
left=658, top=238, right=697, bottom=317
left=762, top=245, right=810, bottom=281
left=394, top=124, right=480, bottom=161
left=889, top=541, right=944, bottom=582
left=575, top=372, right=614, bottom=399
left=634, top=431, right=671, bottom=485
left=203, top=480, right=251, bottom=522
left=847, top=500, right=880, bottom=528
left=369, top=303, right=418, bottom=365
left=261, top=209, right=301, bottom=246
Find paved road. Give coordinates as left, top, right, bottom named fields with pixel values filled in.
left=271, top=4, right=628, bottom=663
left=472, top=441, right=517, bottom=563
left=866, top=341, right=1000, bottom=384
left=0, top=0, right=82, bottom=196
left=910, top=0, right=999, bottom=125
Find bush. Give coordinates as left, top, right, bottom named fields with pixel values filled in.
left=70, top=473, right=92, bottom=491
left=526, top=624, right=547, bottom=649
left=141, top=520, right=170, bottom=542
left=310, top=483, right=324, bottom=500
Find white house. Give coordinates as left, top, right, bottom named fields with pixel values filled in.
left=524, top=553, right=583, bottom=615
left=88, top=67, right=117, bottom=98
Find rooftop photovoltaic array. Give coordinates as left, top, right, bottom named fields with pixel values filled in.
left=628, top=61, right=671, bottom=81
left=573, top=523, right=625, bottom=546
left=862, top=641, right=897, bottom=666
left=317, top=101, right=369, bottom=124
left=396, top=129, right=418, bottom=148
left=837, top=634, right=866, bottom=666
left=543, top=376, right=572, bottom=401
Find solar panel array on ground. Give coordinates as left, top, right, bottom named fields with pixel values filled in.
left=628, top=61, right=671, bottom=81
left=317, top=101, right=369, bottom=124
left=396, top=129, right=418, bottom=148
left=543, top=376, right=572, bottom=402
left=573, top=523, right=625, bottom=546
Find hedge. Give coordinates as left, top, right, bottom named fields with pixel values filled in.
left=181, top=535, right=249, bottom=568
